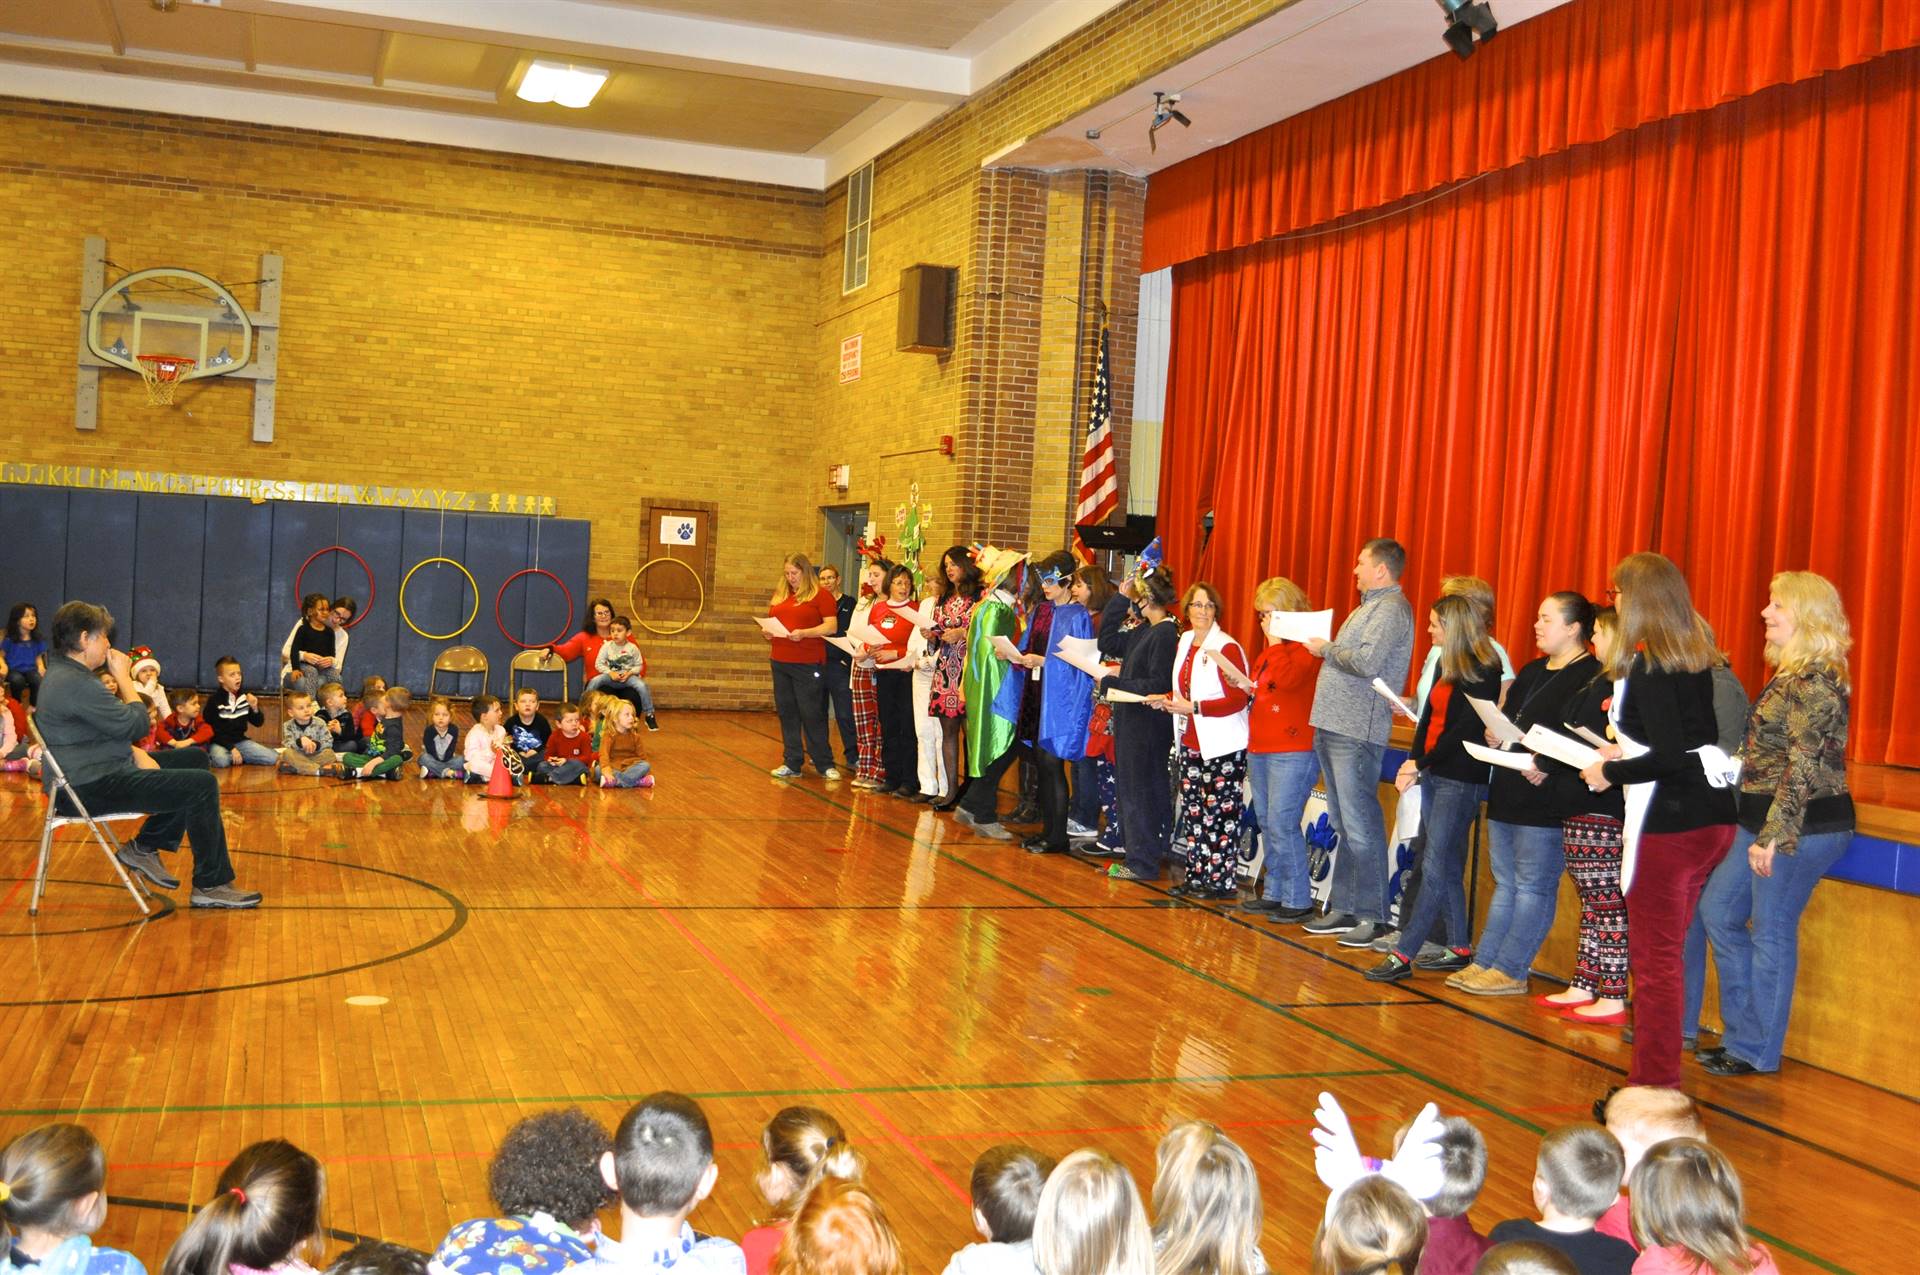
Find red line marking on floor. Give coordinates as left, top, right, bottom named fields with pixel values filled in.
left=537, top=791, right=970, bottom=1205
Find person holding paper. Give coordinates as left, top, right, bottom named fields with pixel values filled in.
left=1025, top=553, right=1090, bottom=855
left=763, top=553, right=840, bottom=780
left=1239, top=577, right=1324, bottom=921
left=846, top=559, right=892, bottom=791
left=817, top=564, right=861, bottom=773
left=1099, top=569, right=1181, bottom=882
left=1685, top=572, right=1855, bottom=1077
left=867, top=564, right=924, bottom=798
left=1453, top=592, right=1601, bottom=998
left=1006, top=563, right=1054, bottom=826
left=926, top=546, right=984, bottom=812
left=1366, top=596, right=1504, bottom=982
left=1157, top=582, right=1252, bottom=900
left=1577, top=553, right=1736, bottom=1091
left=909, top=580, right=947, bottom=804
left=1072, top=565, right=1125, bottom=853
left=954, top=547, right=1028, bottom=839
left=1301, top=538, right=1416, bottom=945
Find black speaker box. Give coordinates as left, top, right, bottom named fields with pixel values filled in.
left=897, top=264, right=955, bottom=353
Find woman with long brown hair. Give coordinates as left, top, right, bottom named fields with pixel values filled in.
left=926, top=546, right=984, bottom=812
left=1579, top=552, right=1736, bottom=1090
left=763, top=554, right=840, bottom=780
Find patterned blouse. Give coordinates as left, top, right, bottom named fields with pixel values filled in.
left=926, top=592, right=976, bottom=719
left=1737, top=668, right=1852, bottom=855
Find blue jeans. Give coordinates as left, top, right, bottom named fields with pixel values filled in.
left=209, top=739, right=279, bottom=768
left=1475, top=820, right=1565, bottom=978
left=1317, top=732, right=1389, bottom=922
left=1392, top=773, right=1484, bottom=956
left=538, top=757, right=588, bottom=785
left=585, top=674, right=654, bottom=713
left=1684, top=825, right=1850, bottom=1071
left=420, top=752, right=465, bottom=779
left=606, top=759, right=652, bottom=787
left=1249, top=750, right=1320, bottom=908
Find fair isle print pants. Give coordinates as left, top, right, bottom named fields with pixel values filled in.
left=1173, top=745, right=1248, bottom=893
left=1564, top=813, right=1629, bottom=999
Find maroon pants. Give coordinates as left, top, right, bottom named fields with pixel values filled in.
left=1626, top=823, right=1734, bottom=1087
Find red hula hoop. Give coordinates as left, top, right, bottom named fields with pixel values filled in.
left=495, top=568, right=576, bottom=649
left=294, top=546, right=374, bottom=629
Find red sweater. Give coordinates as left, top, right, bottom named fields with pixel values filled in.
left=867, top=600, right=915, bottom=662
left=1175, top=638, right=1250, bottom=751
left=547, top=727, right=594, bottom=765
left=160, top=712, right=213, bottom=747
left=1248, top=641, right=1318, bottom=754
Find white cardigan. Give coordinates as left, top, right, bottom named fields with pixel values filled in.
left=1172, top=625, right=1251, bottom=760
left=279, top=619, right=350, bottom=684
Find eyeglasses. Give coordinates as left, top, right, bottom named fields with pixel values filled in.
left=1188, top=600, right=1217, bottom=610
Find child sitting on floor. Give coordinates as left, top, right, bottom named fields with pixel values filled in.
left=161, top=1140, right=326, bottom=1275
left=419, top=696, right=464, bottom=781
left=353, top=675, right=387, bottom=742
left=338, top=689, right=412, bottom=781
left=597, top=701, right=653, bottom=789
left=591, top=1094, right=743, bottom=1275
left=1627, top=1140, right=1777, bottom=1275
left=1, top=1122, right=146, bottom=1275
left=319, top=682, right=363, bottom=754
left=158, top=689, right=214, bottom=752
left=1596, top=1089, right=1705, bottom=1248
left=280, top=690, right=343, bottom=777
left=540, top=702, right=593, bottom=787
left=432, top=1108, right=611, bottom=1275
left=1488, top=1126, right=1636, bottom=1275
left=1150, top=1123, right=1264, bottom=1275
left=1031, top=1150, right=1153, bottom=1275
left=1402, top=1115, right=1490, bottom=1275
left=742, top=1108, right=862, bottom=1275
left=464, top=695, right=513, bottom=786
left=771, top=1181, right=902, bottom=1275
left=507, top=688, right=552, bottom=777
left=207, top=657, right=277, bottom=768
left=942, top=1145, right=1056, bottom=1275
left=138, top=704, right=167, bottom=753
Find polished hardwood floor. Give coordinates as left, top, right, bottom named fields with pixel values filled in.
left=1, top=710, right=1910, bottom=1275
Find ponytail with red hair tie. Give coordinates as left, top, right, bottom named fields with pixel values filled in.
left=229, top=1187, right=247, bottom=1204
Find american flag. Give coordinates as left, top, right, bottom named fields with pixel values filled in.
left=1072, top=327, right=1118, bottom=563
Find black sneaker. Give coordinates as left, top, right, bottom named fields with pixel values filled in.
left=1266, top=904, right=1317, bottom=923
left=1364, top=955, right=1414, bottom=982
left=1302, top=910, right=1357, bottom=935
left=645, top=713, right=659, bottom=731
left=1414, top=948, right=1475, bottom=972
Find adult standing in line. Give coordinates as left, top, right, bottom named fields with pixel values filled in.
left=846, top=558, right=890, bottom=791
left=280, top=593, right=343, bottom=698
left=36, top=601, right=262, bottom=909
left=1023, top=553, right=1093, bottom=855
left=763, top=554, right=840, bottom=780
left=1579, top=552, right=1736, bottom=1091
left=1453, top=592, right=1600, bottom=996
left=1084, top=567, right=1140, bottom=857
left=1237, top=576, right=1322, bottom=923
left=1067, top=566, right=1117, bottom=845
left=953, top=548, right=1028, bottom=840
left=926, top=547, right=984, bottom=812
left=909, top=576, right=947, bottom=804
left=866, top=564, right=923, bottom=799
left=1300, top=539, right=1416, bottom=945
left=1157, top=581, right=1252, bottom=901
left=817, top=564, right=859, bottom=773
left=1100, top=569, right=1181, bottom=883
left=1687, top=572, right=1855, bottom=1077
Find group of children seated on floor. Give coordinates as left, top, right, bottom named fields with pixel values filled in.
left=0, top=657, right=652, bottom=790
left=0, top=1085, right=1777, bottom=1275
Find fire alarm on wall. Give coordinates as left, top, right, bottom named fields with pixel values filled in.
left=938, top=435, right=953, bottom=456
left=827, top=464, right=851, bottom=491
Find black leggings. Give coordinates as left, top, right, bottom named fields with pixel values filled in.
left=6, top=666, right=40, bottom=707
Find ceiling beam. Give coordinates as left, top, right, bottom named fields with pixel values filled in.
left=92, top=0, right=124, bottom=57
left=372, top=29, right=392, bottom=87
left=219, top=0, right=971, bottom=102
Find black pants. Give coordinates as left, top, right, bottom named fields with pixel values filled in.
left=1036, top=747, right=1072, bottom=849
left=67, top=749, right=236, bottom=890
left=7, top=666, right=40, bottom=706
left=770, top=661, right=834, bottom=773
left=823, top=664, right=857, bottom=766
left=959, top=742, right=1021, bottom=823
left=873, top=669, right=917, bottom=790
left=1115, top=724, right=1174, bottom=879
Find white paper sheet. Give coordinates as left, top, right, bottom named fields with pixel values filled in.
left=1466, top=695, right=1525, bottom=745
left=1265, top=608, right=1333, bottom=643
left=754, top=616, right=790, bottom=638
left=1051, top=634, right=1110, bottom=678
left=848, top=620, right=889, bottom=647
left=1610, top=711, right=1652, bottom=892
left=876, top=654, right=918, bottom=671
left=1464, top=741, right=1536, bottom=771
left=1391, top=783, right=1422, bottom=844
left=1523, top=724, right=1602, bottom=771
left=1566, top=723, right=1610, bottom=748
left=1202, top=648, right=1257, bottom=691
left=1105, top=688, right=1154, bottom=704
left=1694, top=745, right=1743, bottom=788
left=888, top=602, right=928, bottom=629
left=991, top=634, right=1024, bottom=662
left=1372, top=677, right=1420, bottom=722
left=825, top=635, right=865, bottom=659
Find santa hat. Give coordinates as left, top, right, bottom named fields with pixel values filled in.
left=128, top=645, right=162, bottom=683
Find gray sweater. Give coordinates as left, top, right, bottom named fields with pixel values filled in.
left=1308, top=584, right=1415, bottom=746
left=35, top=653, right=150, bottom=789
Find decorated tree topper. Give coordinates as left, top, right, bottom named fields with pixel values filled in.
left=893, top=482, right=934, bottom=591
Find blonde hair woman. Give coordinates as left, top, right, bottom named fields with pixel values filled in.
left=1241, top=575, right=1324, bottom=921
left=1033, top=1151, right=1154, bottom=1275
left=1685, top=571, right=1854, bottom=1078
left=763, top=553, right=841, bottom=781
left=1150, top=1123, right=1266, bottom=1275
left=1577, top=552, right=1736, bottom=1092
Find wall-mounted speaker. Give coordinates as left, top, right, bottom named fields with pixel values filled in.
left=897, top=264, right=955, bottom=353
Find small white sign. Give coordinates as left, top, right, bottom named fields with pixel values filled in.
left=840, top=333, right=862, bottom=383
left=659, top=515, right=698, bottom=546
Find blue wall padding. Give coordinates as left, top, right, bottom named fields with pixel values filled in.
left=132, top=494, right=207, bottom=684
left=199, top=498, right=275, bottom=688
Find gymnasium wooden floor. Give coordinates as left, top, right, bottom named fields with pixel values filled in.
left=1, top=710, right=1910, bottom=1275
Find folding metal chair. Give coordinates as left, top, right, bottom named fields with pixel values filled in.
left=508, top=648, right=569, bottom=704
left=429, top=644, right=490, bottom=699
left=27, top=719, right=154, bottom=918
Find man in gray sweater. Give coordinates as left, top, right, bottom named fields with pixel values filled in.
left=1300, top=538, right=1414, bottom=946
left=35, top=601, right=261, bottom=908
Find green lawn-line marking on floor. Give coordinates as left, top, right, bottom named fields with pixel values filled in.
left=697, top=722, right=1854, bottom=1275
left=0, top=1068, right=1398, bottom=1120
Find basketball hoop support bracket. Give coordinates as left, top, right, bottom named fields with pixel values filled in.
left=73, top=236, right=283, bottom=442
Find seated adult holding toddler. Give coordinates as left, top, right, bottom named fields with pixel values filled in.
left=35, top=601, right=261, bottom=909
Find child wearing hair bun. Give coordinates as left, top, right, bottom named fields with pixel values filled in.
left=741, top=1109, right=863, bottom=1275
left=0, top=1123, right=144, bottom=1275
left=160, top=1139, right=327, bottom=1275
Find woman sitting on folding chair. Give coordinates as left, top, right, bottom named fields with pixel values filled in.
left=33, top=601, right=262, bottom=910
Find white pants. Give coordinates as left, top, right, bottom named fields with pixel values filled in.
left=913, top=670, right=946, bottom=797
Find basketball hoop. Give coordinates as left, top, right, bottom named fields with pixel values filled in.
left=135, top=354, right=196, bottom=406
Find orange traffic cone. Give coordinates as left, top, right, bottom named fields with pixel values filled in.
left=485, top=760, right=517, bottom=800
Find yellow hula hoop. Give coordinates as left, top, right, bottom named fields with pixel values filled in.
left=629, top=557, right=704, bottom=637
left=399, top=557, right=480, bottom=639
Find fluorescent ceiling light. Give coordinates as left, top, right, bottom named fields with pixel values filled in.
left=516, top=60, right=610, bottom=109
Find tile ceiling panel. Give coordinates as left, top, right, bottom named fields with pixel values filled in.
left=585, top=0, right=1023, bottom=50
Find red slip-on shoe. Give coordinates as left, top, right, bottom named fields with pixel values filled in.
left=1561, top=1005, right=1629, bottom=1026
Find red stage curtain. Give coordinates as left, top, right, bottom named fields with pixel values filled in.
left=1143, top=0, right=1920, bottom=273
left=1156, top=47, right=1920, bottom=765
